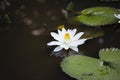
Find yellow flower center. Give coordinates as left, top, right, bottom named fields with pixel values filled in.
left=64, top=33, right=70, bottom=40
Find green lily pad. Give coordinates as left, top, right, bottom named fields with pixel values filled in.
left=61, top=48, right=120, bottom=80
left=99, top=48, right=120, bottom=80
left=99, top=48, right=120, bottom=69
left=68, top=7, right=120, bottom=26
left=61, top=55, right=101, bottom=80
left=99, top=48, right=120, bottom=61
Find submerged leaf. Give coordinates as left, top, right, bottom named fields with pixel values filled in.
left=69, top=7, right=120, bottom=26
left=81, top=30, right=104, bottom=39
left=61, top=48, right=120, bottom=80
left=66, top=1, right=73, bottom=11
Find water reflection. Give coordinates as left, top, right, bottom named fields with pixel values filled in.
left=32, top=28, right=45, bottom=36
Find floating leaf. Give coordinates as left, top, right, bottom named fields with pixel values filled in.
left=99, top=48, right=120, bottom=69
left=61, top=48, right=120, bottom=80
left=61, top=55, right=102, bottom=80
left=99, top=48, right=120, bottom=80
left=69, top=7, right=120, bottom=26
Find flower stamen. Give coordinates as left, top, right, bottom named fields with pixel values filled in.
left=64, top=33, right=70, bottom=40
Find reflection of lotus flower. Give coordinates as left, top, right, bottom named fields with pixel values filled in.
left=114, top=14, right=120, bottom=23
left=47, top=28, right=87, bottom=52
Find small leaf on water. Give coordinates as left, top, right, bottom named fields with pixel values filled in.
left=57, top=24, right=64, bottom=30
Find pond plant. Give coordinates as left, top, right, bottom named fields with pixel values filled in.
left=47, top=2, right=120, bottom=80
left=68, top=7, right=120, bottom=26
left=61, top=48, right=120, bottom=80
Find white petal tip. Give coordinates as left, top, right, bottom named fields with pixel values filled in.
left=47, top=43, right=51, bottom=46
left=70, top=47, right=79, bottom=52
left=53, top=46, right=63, bottom=52
left=118, top=21, right=120, bottom=23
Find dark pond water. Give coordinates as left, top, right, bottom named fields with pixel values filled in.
left=1, top=0, right=120, bottom=80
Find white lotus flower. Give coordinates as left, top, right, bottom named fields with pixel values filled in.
left=47, top=28, right=87, bottom=52
left=114, top=14, right=120, bottom=23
